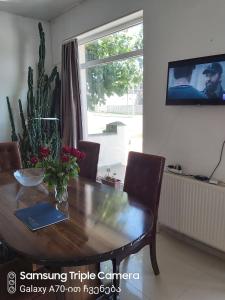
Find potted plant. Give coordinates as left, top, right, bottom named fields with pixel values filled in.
left=101, top=168, right=121, bottom=189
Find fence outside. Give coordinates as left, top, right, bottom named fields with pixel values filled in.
left=95, top=105, right=143, bottom=115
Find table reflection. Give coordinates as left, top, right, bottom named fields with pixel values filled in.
left=16, top=184, right=49, bottom=209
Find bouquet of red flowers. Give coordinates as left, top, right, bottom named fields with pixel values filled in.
left=31, top=146, right=85, bottom=202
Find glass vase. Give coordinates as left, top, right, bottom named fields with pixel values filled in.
left=54, top=185, right=68, bottom=203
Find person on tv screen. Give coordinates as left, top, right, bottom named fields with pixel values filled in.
left=168, top=65, right=206, bottom=99
left=202, top=63, right=225, bottom=99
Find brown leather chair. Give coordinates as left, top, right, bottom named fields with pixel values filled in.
left=77, top=141, right=100, bottom=181
left=0, top=142, right=22, bottom=172
left=0, top=142, right=22, bottom=264
left=123, top=151, right=165, bottom=275
left=107, top=151, right=165, bottom=298
left=111, top=151, right=165, bottom=289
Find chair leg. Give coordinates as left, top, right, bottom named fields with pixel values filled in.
left=112, top=258, right=121, bottom=300
left=149, top=237, right=160, bottom=275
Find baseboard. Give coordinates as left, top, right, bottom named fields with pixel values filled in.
left=158, top=224, right=225, bottom=261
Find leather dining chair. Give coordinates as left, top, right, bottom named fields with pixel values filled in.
left=77, top=140, right=100, bottom=181
left=0, top=142, right=22, bottom=264
left=122, top=151, right=165, bottom=275
left=111, top=151, right=165, bottom=297
left=0, top=142, right=22, bottom=172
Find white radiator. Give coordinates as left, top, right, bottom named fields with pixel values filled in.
left=159, top=172, right=225, bottom=252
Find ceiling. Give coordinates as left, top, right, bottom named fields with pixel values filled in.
left=0, top=0, right=86, bottom=21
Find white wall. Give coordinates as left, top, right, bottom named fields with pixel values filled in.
left=50, top=0, right=143, bottom=66
left=0, top=11, right=52, bottom=142
left=51, top=0, right=225, bottom=181
left=144, top=0, right=225, bottom=180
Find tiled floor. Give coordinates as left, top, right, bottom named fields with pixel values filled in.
left=117, top=231, right=225, bottom=300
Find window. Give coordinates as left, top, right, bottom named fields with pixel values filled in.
left=79, top=17, right=143, bottom=181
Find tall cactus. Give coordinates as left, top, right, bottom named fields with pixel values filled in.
left=6, top=22, right=61, bottom=167
left=27, top=67, right=34, bottom=117
left=6, top=97, right=18, bottom=141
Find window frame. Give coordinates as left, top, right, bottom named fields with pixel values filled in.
left=78, top=14, right=143, bottom=139
left=77, top=10, right=143, bottom=46
left=80, top=48, right=143, bottom=70
left=78, top=12, right=143, bottom=69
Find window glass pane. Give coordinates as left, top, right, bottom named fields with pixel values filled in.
left=85, top=23, right=143, bottom=62
left=84, top=56, right=143, bottom=181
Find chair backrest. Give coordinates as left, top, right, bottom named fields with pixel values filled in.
left=77, top=141, right=100, bottom=181
left=124, top=151, right=165, bottom=221
left=0, top=142, right=22, bottom=172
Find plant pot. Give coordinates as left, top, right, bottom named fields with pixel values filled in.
left=101, top=178, right=121, bottom=189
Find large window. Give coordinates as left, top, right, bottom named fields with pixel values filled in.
left=79, top=19, right=143, bottom=181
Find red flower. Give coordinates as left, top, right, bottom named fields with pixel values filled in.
left=30, top=156, right=38, bottom=165
left=70, top=148, right=79, bottom=158
left=70, top=148, right=86, bottom=160
left=78, top=151, right=86, bottom=160
left=39, top=146, right=50, bottom=158
left=61, top=154, right=69, bottom=163
left=62, top=146, right=71, bottom=154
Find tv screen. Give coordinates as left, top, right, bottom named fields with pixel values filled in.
left=166, top=54, right=225, bottom=105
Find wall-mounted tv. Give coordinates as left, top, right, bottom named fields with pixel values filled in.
left=166, top=54, right=225, bottom=105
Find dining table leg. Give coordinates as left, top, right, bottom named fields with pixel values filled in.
left=112, top=258, right=121, bottom=300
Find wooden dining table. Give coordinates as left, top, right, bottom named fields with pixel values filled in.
left=0, top=172, right=153, bottom=300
